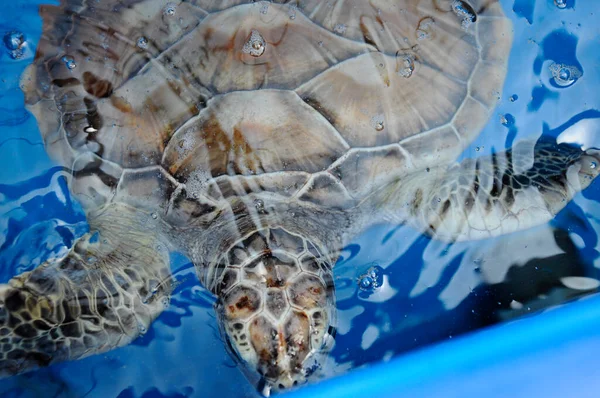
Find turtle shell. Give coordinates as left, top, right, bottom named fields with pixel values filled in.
left=22, top=0, right=512, bottom=224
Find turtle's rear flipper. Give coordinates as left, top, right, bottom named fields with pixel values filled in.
left=0, top=230, right=171, bottom=377
left=375, top=137, right=600, bottom=241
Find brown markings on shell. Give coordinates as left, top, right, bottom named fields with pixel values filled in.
left=284, top=311, right=310, bottom=367
left=233, top=125, right=259, bottom=173
left=249, top=316, right=279, bottom=377
left=413, top=188, right=424, bottom=210
left=171, top=113, right=266, bottom=179
left=289, top=274, right=327, bottom=310
left=224, top=286, right=262, bottom=320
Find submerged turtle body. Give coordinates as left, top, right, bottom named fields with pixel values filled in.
left=4, top=0, right=600, bottom=394
left=26, top=0, right=513, bottom=211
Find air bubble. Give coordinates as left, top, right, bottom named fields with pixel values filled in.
left=84, top=126, right=98, bottom=133
left=151, top=212, right=158, bottom=219
left=451, top=0, right=477, bottom=30
left=473, top=258, right=484, bottom=273
left=137, top=36, right=148, bottom=49
left=288, top=5, right=297, bottom=20
left=164, top=3, right=176, bottom=16
left=416, top=17, right=435, bottom=40
left=334, top=24, right=347, bottom=35
left=554, top=0, right=567, bottom=9
left=358, top=266, right=384, bottom=292
left=591, top=162, right=597, bottom=170
left=260, top=3, right=269, bottom=14
left=138, top=322, right=148, bottom=334
left=396, top=52, right=415, bottom=78
left=3, top=31, right=25, bottom=59
left=254, top=198, right=266, bottom=213
left=500, top=114, right=508, bottom=125
left=370, top=115, right=385, bottom=131
left=509, top=94, right=518, bottom=102
left=359, top=276, right=373, bottom=290
left=62, top=55, right=77, bottom=70
left=416, top=30, right=428, bottom=40
left=242, top=30, right=266, bottom=57
left=549, top=62, right=581, bottom=87
left=3, top=31, right=24, bottom=51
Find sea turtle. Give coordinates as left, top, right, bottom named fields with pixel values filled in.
left=3, top=0, right=599, bottom=394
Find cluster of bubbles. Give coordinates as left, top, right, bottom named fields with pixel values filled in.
left=3, top=31, right=26, bottom=59
left=357, top=265, right=384, bottom=292
left=260, top=2, right=269, bottom=15
left=334, top=24, right=347, bottom=35
left=288, top=5, right=297, bottom=20
left=253, top=198, right=266, bottom=213
left=242, top=29, right=266, bottom=57
left=549, top=62, right=582, bottom=87
left=416, top=17, right=435, bottom=41
left=396, top=52, right=415, bottom=78
left=451, top=0, right=476, bottom=30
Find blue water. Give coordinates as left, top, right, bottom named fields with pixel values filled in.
left=1, top=1, right=599, bottom=397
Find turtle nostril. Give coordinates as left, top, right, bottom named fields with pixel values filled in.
left=278, top=383, right=285, bottom=389
left=293, top=380, right=298, bottom=386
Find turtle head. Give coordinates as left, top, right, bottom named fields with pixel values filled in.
left=211, top=229, right=337, bottom=395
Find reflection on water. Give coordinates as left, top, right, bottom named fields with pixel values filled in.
left=1, top=0, right=600, bottom=397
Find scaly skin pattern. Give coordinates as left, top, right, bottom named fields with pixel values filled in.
left=370, top=138, right=600, bottom=241
left=208, top=228, right=335, bottom=391
left=0, top=206, right=171, bottom=377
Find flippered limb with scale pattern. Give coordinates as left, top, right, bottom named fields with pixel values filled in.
left=367, top=137, right=600, bottom=241
left=0, top=205, right=172, bottom=376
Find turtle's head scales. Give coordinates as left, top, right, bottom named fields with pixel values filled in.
left=216, top=272, right=336, bottom=394
left=213, top=228, right=337, bottom=393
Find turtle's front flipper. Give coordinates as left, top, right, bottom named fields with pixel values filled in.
left=0, top=225, right=171, bottom=377
left=373, top=137, right=600, bottom=241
